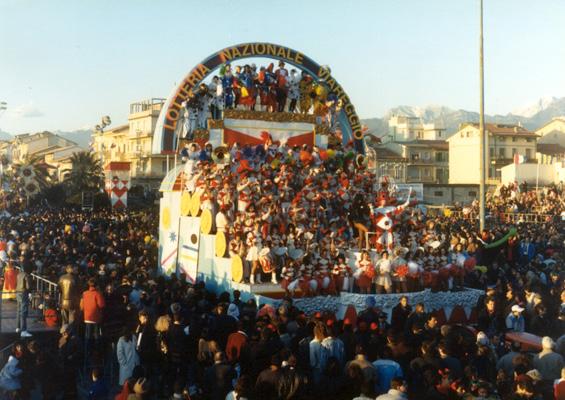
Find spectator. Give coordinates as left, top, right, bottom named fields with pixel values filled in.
left=533, top=337, right=564, bottom=382
left=80, top=277, right=105, bottom=346
left=116, top=327, right=140, bottom=386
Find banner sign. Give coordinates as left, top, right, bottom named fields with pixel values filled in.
left=152, top=42, right=364, bottom=154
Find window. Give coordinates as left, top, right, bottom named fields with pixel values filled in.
left=460, top=132, right=464, bottom=138
left=498, top=148, right=506, bottom=158
left=162, top=160, right=167, bottom=173
left=489, top=147, right=494, bottom=158
left=512, top=137, right=517, bottom=142
left=512, top=148, right=517, bottom=156
left=466, top=131, right=470, bottom=137
left=526, top=138, right=533, bottom=142
left=411, top=153, right=420, bottom=161
left=526, top=149, right=531, bottom=159
left=469, top=191, right=477, bottom=197
left=423, top=152, right=430, bottom=160
left=423, top=168, right=431, bottom=177
left=434, top=191, right=444, bottom=197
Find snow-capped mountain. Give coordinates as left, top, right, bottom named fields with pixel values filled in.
left=511, top=96, right=559, bottom=118
left=362, top=96, right=565, bottom=137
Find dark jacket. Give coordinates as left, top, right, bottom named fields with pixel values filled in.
left=204, top=362, right=235, bottom=400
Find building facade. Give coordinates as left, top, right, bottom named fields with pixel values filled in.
left=448, top=123, right=538, bottom=184
left=92, top=98, right=169, bottom=191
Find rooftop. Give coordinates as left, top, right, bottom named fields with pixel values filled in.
left=397, top=139, right=449, bottom=150
left=460, top=122, right=537, bottom=137
left=537, top=143, right=565, bottom=156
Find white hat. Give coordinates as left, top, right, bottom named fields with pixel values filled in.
left=511, top=305, right=525, bottom=313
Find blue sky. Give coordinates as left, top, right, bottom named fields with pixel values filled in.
left=1, top=0, right=564, bottom=134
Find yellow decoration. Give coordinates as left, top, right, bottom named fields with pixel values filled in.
left=231, top=255, right=244, bottom=283
left=162, top=207, right=171, bottom=230
left=190, top=193, right=201, bottom=217
left=181, top=191, right=191, bottom=216
left=200, top=209, right=213, bottom=234
left=443, top=208, right=452, bottom=217
left=215, top=231, right=227, bottom=258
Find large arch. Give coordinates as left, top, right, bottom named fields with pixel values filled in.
left=152, top=42, right=364, bottom=154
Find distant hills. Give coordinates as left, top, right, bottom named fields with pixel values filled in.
left=2, top=96, right=565, bottom=145
left=0, top=129, right=91, bottom=148
left=361, top=96, right=565, bottom=138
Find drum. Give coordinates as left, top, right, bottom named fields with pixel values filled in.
left=231, top=255, right=244, bottom=283
left=200, top=209, right=213, bottom=234
left=190, top=193, right=201, bottom=217
left=181, top=191, right=191, bottom=216
left=215, top=231, right=227, bottom=258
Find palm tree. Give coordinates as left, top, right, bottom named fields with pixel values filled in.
left=64, top=151, right=104, bottom=195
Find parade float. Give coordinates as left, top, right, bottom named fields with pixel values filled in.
left=153, top=43, right=485, bottom=320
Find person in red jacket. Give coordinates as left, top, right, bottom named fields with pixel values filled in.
left=80, top=277, right=105, bottom=345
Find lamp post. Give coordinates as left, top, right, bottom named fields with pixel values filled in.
left=479, top=0, right=487, bottom=231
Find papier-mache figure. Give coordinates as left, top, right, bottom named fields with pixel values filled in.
left=370, top=186, right=412, bottom=252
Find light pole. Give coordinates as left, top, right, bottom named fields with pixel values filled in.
left=479, top=0, right=486, bottom=231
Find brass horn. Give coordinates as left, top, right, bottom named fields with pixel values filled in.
left=212, top=146, right=231, bottom=164
left=355, top=154, right=368, bottom=169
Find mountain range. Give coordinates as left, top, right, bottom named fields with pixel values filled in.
left=1, top=96, right=564, bottom=145
left=362, top=96, right=565, bottom=138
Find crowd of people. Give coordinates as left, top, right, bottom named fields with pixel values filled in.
left=180, top=141, right=564, bottom=298
left=180, top=62, right=341, bottom=138
left=0, top=142, right=563, bottom=398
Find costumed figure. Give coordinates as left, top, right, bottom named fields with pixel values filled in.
left=196, top=83, right=212, bottom=129
left=391, top=248, right=408, bottom=293
left=220, top=63, right=235, bottom=109
left=287, top=69, right=300, bottom=112
left=370, top=188, right=413, bottom=252
left=331, top=254, right=352, bottom=293
left=375, top=251, right=392, bottom=294
left=1, top=262, right=17, bottom=300
left=246, top=236, right=261, bottom=284
left=281, top=261, right=300, bottom=296
left=258, top=247, right=277, bottom=284
left=354, top=251, right=375, bottom=294
left=298, top=72, right=314, bottom=114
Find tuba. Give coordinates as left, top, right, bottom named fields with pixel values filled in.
left=355, top=154, right=368, bottom=169
left=212, top=146, right=231, bottom=164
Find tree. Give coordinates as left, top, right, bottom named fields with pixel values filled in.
left=64, top=151, right=104, bottom=195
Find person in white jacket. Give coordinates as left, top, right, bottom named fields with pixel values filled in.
left=116, top=327, right=140, bottom=386
left=0, top=355, right=23, bottom=395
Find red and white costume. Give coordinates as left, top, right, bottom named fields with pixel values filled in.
left=370, top=190, right=412, bottom=252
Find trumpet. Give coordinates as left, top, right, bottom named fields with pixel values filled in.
left=212, top=146, right=231, bottom=164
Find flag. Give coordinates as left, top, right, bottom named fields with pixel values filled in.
left=223, top=118, right=314, bottom=147
left=513, top=154, right=525, bottom=164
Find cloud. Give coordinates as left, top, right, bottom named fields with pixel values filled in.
left=8, top=103, right=44, bottom=118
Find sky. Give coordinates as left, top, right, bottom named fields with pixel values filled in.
left=0, top=0, right=564, bottom=134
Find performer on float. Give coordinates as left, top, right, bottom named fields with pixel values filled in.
left=220, top=63, right=235, bottom=109
left=196, top=83, right=212, bottom=129
left=375, top=250, right=393, bottom=294
left=316, top=256, right=333, bottom=294
left=332, top=253, right=352, bottom=293
left=287, top=69, right=300, bottom=113
left=354, top=251, right=375, bottom=294
left=370, top=187, right=413, bottom=252
left=392, top=248, right=409, bottom=293
left=247, top=236, right=261, bottom=284
left=258, top=247, right=277, bottom=284
left=281, top=261, right=300, bottom=297
left=298, top=72, right=314, bottom=114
